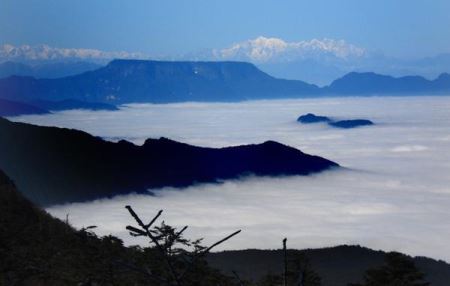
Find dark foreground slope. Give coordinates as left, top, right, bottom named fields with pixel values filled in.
left=0, top=170, right=236, bottom=286
left=0, top=60, right=320, bottom=104
left=0, top=118, right=337, bottom=206
left=207, top=247, right=450, bottom=286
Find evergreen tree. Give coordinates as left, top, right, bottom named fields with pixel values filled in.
left=257, top=254, right=321, bottom=286
left=350, top=252, right=430, bottom=286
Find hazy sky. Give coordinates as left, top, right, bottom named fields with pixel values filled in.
left=1, top=0, right=449, bottom=58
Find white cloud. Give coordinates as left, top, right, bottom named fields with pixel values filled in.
left=11, top=96, right=450, bottom=262
left=391, top=145, right=429, bottom=152
left=211, top=36, right=366, bottom=63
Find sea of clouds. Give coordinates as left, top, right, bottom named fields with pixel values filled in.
left=11, top=96, right=450, bottom=261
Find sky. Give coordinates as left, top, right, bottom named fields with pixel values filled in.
left=1, top=0, right=449, bottom=58
left=11, top=96, right=450, bottom=261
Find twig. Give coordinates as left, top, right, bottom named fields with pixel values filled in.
left=232, top=270, right=245, bottom=286
left=178, top=230, right=241, bottom=281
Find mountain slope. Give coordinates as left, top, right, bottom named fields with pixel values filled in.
left=0, top=60, right=320, bottom=104
left=0, top=118, right=337, bottom=206
left=207, top=246, right=450, bottom=286
left=0, top=169, right=236, bottom=286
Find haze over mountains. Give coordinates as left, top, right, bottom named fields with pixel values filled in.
left=2, top=39, right=450, bottom=85
left=0, top=59, right=449, bottom=113
left=0, top=60, right=101, bottom=79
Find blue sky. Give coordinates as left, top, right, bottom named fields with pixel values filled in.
left=1, top=0, right=449, bottom=58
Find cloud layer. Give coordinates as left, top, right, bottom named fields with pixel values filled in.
left=11, top=96, right=450, bottom=261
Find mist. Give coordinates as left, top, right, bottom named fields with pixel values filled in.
left=12, top=96, right=450, bottom=261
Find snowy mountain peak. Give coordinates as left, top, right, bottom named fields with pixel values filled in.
left=211, top=36, right=366, bottom=63
left=0, top=44, right=147, bottom=62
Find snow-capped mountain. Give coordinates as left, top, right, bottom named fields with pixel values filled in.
left=0, top=44, right=148, bottom=62
left=210, top=36, right=366, bottom=63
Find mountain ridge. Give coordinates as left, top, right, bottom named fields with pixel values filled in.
left=0, top=60, right=449, bottom=111
left=0, top=117, right=337, bottom=206
left=206, top=246, right=450, bottom=286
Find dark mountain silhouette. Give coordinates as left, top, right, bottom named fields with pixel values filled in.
left=326, top=72, right=450, bottom=94
left=0, top=60, right=320, bottom=104
left=31, top=99, right=118, bottom=111
left=0, top=98, right=49, bottom=117
left=0, top=60, right=101, bottom=79
left=329, top=119, right=374, bottom=129
left=207, top=246, right=450, bottom=286
left=0, top=117, right=337, bottom=206
left=297, top=113, right=332, bottom=123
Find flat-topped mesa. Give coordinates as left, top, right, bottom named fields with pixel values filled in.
left=0, top=59, right=319, bottom=104
left=0, top=118, right=338, bottom=206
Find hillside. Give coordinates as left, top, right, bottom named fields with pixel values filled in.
left=207, top=247, right=450, bottom=286
left=0, top=118, right=338, bottom=206
left=0, top=60, right=320, bottom=104
left=0, top=169, right=237, bottom=286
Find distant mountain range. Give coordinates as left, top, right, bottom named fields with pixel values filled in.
left=0, top=60, right=319, bottom=104
left=0, top=117, right=337, bottom=206
left=325, top=71, right=450, bottom=94
left=0, top=60, right=100, bottom=79
left=0, top=59, right=449, bottom=111
left=3, top=41, right=450, bottom=86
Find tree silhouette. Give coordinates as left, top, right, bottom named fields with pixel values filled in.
left=124, top=205, right=241, bottom=286
left=350, top=252, right=429, bottom=286
left=257, top=253, right=321, bottom=286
